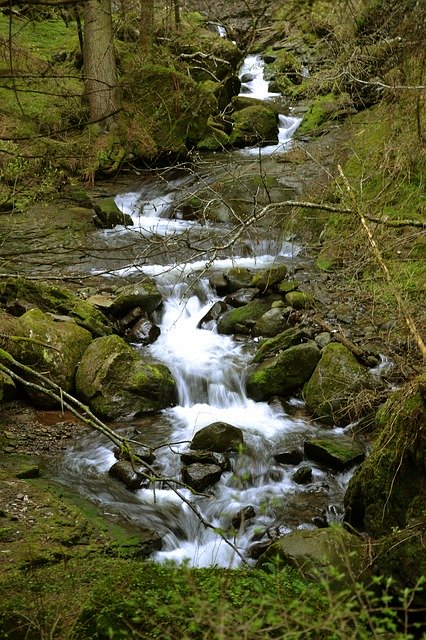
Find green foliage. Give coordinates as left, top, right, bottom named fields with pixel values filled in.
left=0, top=556, right=424, bottom=639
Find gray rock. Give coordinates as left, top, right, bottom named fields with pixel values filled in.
left=256, top=527, right=364, bottom=581
left=190, top=422, right=244, bottom=453
left=180, top=450, right=231, bottom=471
left=182, top=463, right=222, bottom=492
left=110, top=278, right=162, bottom=317
left=225, top=288, right=260, bottom=308
left=254, top=308, right=289, bottom=337
left=274, top=449, right=304, bottom=465
left=126, top=315, right=161, bottom=345
left=109, top=460, right=150, bottom=490
left=232, top=506, right=256, bottom=529
left=292, top=466, right=313, bottom=484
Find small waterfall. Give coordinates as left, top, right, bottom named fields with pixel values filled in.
left=238, top=54, right=302, bottom=156
left=54, top=60, right=355, bottom=568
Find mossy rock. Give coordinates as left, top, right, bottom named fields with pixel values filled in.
left=371, top=526, right=426, bottom=608
left=252, top=328, right=305, bottom=364
left=297, top=93, right=356, bottom=136
left=217, top=299, right=271, bottom=335
left=229, top=105, right=278, bottom=147
left=246, top=341, right=321, bottom=401
left=93, top=197, right=133, bottom=228
left=128, top=65, right=218, bottom=152
left=110, top=279, right=163, bottom=317
left=256, top=526, right=364, bottom=581
left=303, top=343, right=373, bottom=426
left=254, top=308, right=289, bottom=338
left=0, top=277, right=113, bottom=337
left=251, top=265, right=288, bottom=291
left=0, top=309, right=92, bottom=406
left=304, top=436, right=365, bottom=471
left=197, top=126, right=230, bottom=151
left=75, top=334, right=177, bottom=419
left=285, top=291, right=314, bottom=309
left=0, top=370, right=17, bottom=403
left=223, top=267, right=254, bottom=291
left=190, top=422, right=244, bottom=453
left=344, top=373, right=426, bottom=537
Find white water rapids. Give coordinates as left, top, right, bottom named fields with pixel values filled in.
left=55, top=53, right=358, bottom=568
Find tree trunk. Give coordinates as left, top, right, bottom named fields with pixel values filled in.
left=140, top=0, right=154, bottom=52
left=173, top=0, right=180, bottom=29
left=83, top=0, right=120, bottom=123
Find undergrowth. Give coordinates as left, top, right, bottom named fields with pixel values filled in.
left=0, top=556, right=425, bottom=639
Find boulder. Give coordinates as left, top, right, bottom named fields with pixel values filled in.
left=110, top=279, right=163, bottom=317
left=285, top=291, right=314, bottom=309
left=231, top=506, right=256, bottom=529
left=251, top=265, right=288, bottom=292
left=198, top=301, right=228, bottom=328
left=292, top=466, right=313, bottom=484
left=0, top=277, right=112, bottom=337
left=246, top=341, right=321, bottom=401
left=125, top=315, right=161, bottom=345
left=225, top=288, right=259, bottom=308
left=274, top=449, right=304, bottom=465
left=113, top=444, right=155, bottom=466
left=217, top=299, right=271, bottom=335
left=304, top=436, right=365, bottom=471
left=303, top=343, right=373, bottom=425
left=223, top=267, right=254, bottom=291
left=229, top=105, right=278, bottom=147
left=344, top=374, right=426, bottom=606
left=180, top=450, right=231, bottom=471
left=109, top=460, right=150, bottom=490
left=254, top=308, right=289, bottom=337
left=0, top=309, right=92, bottom=406
left=252, top=328, right=304, bottom=364
left=182, top=463, right=222, bottom=492
left=256, top=526, right=364, bottom=581
left=190, top=422, right=244, bottom=453
left=344, top=373, right=426, bottom=537
left=92, top=197, right=134, bottom=228
left=75, top=334, right=177, bottom=419
left=0, top=370, right=17, bottom=403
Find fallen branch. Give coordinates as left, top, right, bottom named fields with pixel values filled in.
left=313, top=315, right=373, bottom=364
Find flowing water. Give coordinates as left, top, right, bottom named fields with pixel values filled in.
left=54, top=54, right=362, bottom=568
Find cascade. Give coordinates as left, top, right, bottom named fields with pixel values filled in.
left=55, top=55, right=361, bottom=569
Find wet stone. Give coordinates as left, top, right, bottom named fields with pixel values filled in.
left=181, top=463, right=222, bottom=492
left=198, top=301, right=228, bottom=328
left=231, top=505, right=256, bottom=529
left=190, top=422, right=244, bottom=453
left=113, top=445, right=155, bottom=466
left=180, top=450, right=231, bottom=471
left=126, top=316, right=160, bottom=345
left=225, top=288, right=260, bottom=308
left=274, top=449, right=304, bottom=465
left=292, top=466, right=313, bottom=485
left=109, top=460, right=151, bottom=491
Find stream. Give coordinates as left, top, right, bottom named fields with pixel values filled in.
left=53, top=54, right=363, bottom=568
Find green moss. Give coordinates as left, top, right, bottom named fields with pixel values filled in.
left=345, top=373, right=426, bottom=536
left=217, top=299, right=271, bottom=335
left=303, top=343, right=373, bottom=425
left=246, top=341, right=321, bottom=400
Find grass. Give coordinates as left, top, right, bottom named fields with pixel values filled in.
left=1, top=556, right=425, bottom=639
